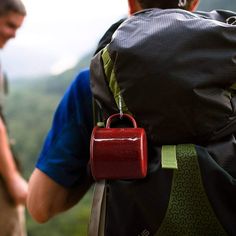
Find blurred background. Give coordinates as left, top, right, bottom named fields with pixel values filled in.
left=2, top=0, right=236, bottom=235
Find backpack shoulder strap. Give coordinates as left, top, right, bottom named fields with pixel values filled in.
left=88, top=181, right=106, bottom=236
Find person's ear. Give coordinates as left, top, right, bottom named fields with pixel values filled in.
left=128, top=0, right=142, bottom=15
left=189, top=0, right=200, bottom=12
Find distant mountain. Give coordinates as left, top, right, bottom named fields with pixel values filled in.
left=37, top=52, right=93, bottom=95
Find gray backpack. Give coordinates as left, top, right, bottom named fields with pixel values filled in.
left=89, top=8, right=236, bottom=236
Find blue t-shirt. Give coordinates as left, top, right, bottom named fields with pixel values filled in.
left=36, top=69, right=93, bottom=188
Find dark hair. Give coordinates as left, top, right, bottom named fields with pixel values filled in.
left=0, top=0, right=26, bottom=16
left=137, top=0, right=194, bottom=10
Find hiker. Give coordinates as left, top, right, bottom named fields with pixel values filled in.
left=28, top=0, right=236, bottom=235
left=0, top=0, right=28, bottom=235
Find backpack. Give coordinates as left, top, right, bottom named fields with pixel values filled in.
left=89, top=8, right=236, bottom=236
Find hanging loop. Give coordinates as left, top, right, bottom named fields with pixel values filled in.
left=178, top=0, right=187, bottom=8
left=118, top=94, right=123, bottom=119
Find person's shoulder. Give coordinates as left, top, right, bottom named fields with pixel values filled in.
left=75, top=68, right=90, bottom=83
left=63, top=68, right=91, bottom=102
left=71, top=68, right=91, bottom=91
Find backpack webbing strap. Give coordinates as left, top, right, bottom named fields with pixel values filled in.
left=156, top=144, right=226, bottom=236
left=101, top=47, right=131, bottom=115
left=88, top=181, right=106, bottom=236
left=92, top=97, right=104, bottom=127
left=161, top=145, right=178, bottom=169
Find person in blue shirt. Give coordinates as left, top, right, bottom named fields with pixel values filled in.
left=27, top=0, right=201, bottom=224
left=28, top=67, right=94, bottom=220
left=36, top=69, right=93, bottom=189
left=29, top=69, right=95, bottom=222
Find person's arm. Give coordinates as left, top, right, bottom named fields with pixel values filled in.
left=27, top=69, right=93, bottom=223
left=27, top=168, right=92, bottom=223
left=0, top=117, right=28, bottom=205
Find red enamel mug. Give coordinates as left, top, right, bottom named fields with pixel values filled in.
left=90, top=113, right=148, bottom=180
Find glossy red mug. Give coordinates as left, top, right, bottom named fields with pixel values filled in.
left=90, top=113, right=147, bottom=180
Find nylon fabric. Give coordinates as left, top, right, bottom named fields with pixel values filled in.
left=102, top=48, right=130, bottom=115
left=88, top=181, right=106, bottom=236
left=156, top=144, right=226, bottom=236
left=161, top=145, right=178, bottom=169
left=93, top=8, right=236, bottom=144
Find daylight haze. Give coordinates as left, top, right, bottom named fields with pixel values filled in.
left=1, top=0, right=127, bottom=79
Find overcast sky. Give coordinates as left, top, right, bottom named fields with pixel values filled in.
left=1, top=0, right=128, bottom=79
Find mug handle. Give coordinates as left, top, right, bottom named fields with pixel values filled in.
left=106, top=113, right=137, bottom=128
